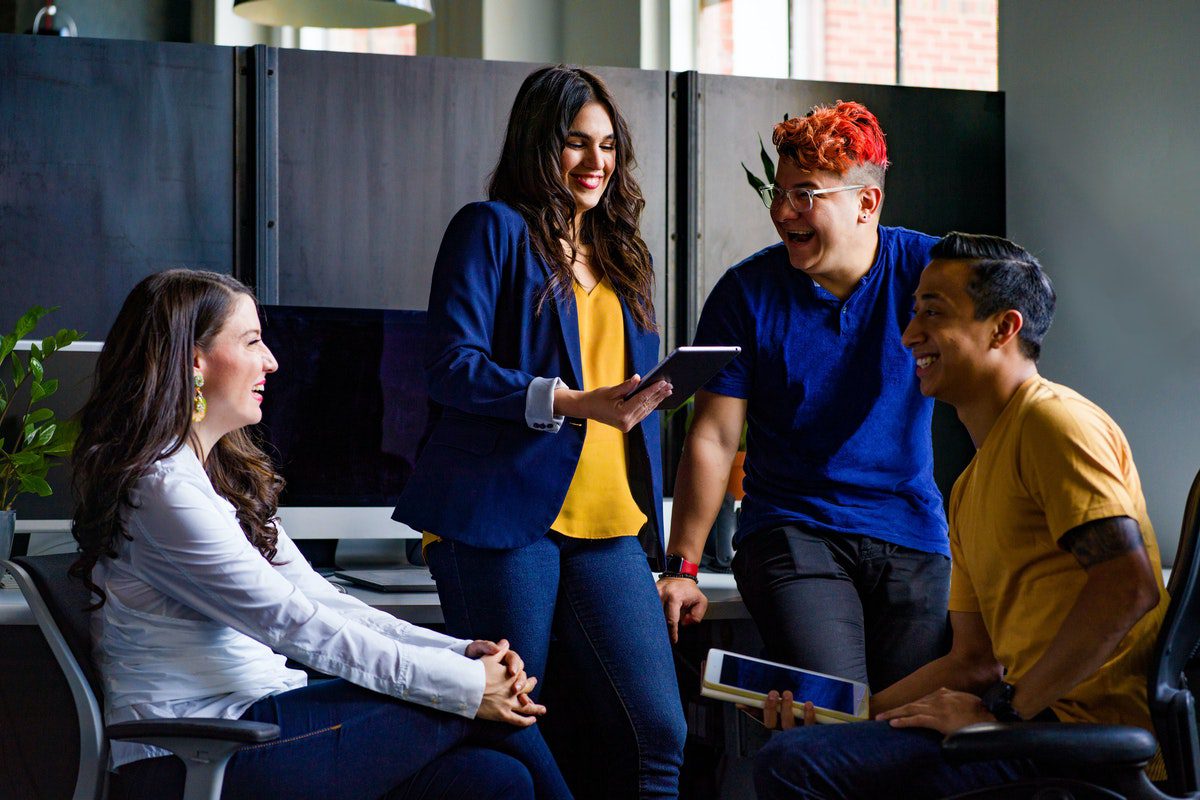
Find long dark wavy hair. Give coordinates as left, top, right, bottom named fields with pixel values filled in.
left=69, top=269, right=284, bottom=608
left=488, top=65, right=656, bottom=331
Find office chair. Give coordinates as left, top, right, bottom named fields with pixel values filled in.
left=3, top=553, right=279, bottom=800
left=940, top=466, right=1200, bottom=800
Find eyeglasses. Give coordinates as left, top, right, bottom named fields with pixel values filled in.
left=756, top=183, right=865, bottom=212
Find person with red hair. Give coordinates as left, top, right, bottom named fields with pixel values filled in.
left=658, top=101, right=950, bottom=696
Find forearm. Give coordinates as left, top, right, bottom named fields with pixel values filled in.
left=667, top=435, right=738, bottom=563
left=1009, top=561, right=1159, bottom=719
left=553, top=386, right=586, bottom=419
left=871, top=651, right=1000, bottom=716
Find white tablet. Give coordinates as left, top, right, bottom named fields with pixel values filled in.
left=701, top=648, right=870, bottom=724
left=622, top=346, right=741, bottom=411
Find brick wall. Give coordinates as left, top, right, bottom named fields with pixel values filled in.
left=825, top=0, right=897, bottom=84
left=900, top=0, right=997, bottom=90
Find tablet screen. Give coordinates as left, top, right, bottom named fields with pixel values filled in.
left=719, top=655, right=858, bottom=715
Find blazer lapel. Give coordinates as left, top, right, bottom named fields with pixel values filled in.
left=554, top=288, right=585, bottom=390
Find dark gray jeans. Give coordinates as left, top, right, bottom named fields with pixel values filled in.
left=731, top=525, right=951, bottom=691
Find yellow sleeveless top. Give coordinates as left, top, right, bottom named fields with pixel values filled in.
left=550, top=279, right=646, bottom=539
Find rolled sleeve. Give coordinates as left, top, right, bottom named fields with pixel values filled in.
left=525, top=375, right=566, bottom=432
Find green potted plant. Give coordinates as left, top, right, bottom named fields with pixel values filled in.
left=1, top=306, right=83, bottom=566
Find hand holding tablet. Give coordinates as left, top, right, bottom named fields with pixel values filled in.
left=622, top=346, right=741, bottom=411
left=700, top=648, right=870, bottom=724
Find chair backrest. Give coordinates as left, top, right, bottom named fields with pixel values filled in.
left=7, top=553, right=108, bottom=800
left=1148, top=467, right=1200, bottom=795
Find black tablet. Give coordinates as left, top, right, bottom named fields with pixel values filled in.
left=623, top=346, right=741, bottom=411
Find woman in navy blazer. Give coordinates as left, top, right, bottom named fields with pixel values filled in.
left=394, top=66, right=687, bottom=798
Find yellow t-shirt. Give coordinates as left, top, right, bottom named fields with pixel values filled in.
left=550, top=279, right=647, bottom=539
left=948, top=375, right=1167, bottom=732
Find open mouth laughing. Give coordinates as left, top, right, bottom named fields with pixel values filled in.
left=785, top=229, right=815, bottom=244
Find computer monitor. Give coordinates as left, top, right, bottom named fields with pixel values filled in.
left=253, top=305, right=428, bottom=543
left=7, top=341, right=102, bottom=547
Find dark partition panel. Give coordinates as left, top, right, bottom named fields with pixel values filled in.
left=0, top=34, right=236, bottom=337
left=681, top=74, right=1004, bottom=499
left=274, top=51, right=672, bottom=352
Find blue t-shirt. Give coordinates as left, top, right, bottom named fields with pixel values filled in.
left=693, top=226, right=949, bottom=555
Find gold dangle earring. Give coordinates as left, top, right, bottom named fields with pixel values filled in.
left=192, top=372, right=207, bottom=423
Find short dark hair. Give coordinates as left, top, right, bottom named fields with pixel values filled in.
left=930, top=232, right=1056, bottom=361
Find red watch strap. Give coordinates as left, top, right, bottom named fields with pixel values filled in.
left=666, top=554, right=700, bottom=577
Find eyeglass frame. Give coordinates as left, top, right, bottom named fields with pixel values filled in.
left=756, top=183, right=866, bottom=212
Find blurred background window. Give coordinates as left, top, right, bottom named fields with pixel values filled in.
left=692, top=0, right=997, bottom=90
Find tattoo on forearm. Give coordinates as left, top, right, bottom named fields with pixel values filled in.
left=1059, top=516, right=1144, bottom=568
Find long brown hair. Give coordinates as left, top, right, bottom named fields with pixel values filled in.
left=69, top=269, right=284, bottom=607
left=488, top=65, right=656, bottom=331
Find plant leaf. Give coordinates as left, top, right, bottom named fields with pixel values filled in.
left=41, top=334, right=57, bottom=356
left=758, top=134, right=776, bottom=185
left=56, top=328, right=83, bottom=348
left=35, top=423, right=56, bottom=447
left=23, top=408, right=53, bottom=425
left=30, top=380, right=46, bottom=403
left=742, top=163, right=766, bottom=192
left=39, top=378, right=58, bottom=399
left=11, top=352, right=25, bottom=384
left=742, top=164, right=770, bottom=208
left=10, top=450, right=43, bottom=467
left=12, top=306, right=50, bottom=341
left=20, top=475, right=53, bottom=497
left=29, top=355, right=44, bottom=382
left=0, top=333, right=15, bottom=365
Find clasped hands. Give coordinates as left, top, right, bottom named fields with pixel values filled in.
left=467, top=638, right=547, bottom=727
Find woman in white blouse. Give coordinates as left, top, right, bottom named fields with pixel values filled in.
left=68, top=269, right=571, bottom=800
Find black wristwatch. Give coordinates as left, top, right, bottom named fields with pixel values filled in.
left=979, top=680, right=1024, bottom=722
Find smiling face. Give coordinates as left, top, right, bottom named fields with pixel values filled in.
left=560, top=100, right=615, bottom=227
left=194, top=293, right=277, bottom=441
left=771, top=159, right=878, bottom=292
left=901, top=258, right=1000, bottom=406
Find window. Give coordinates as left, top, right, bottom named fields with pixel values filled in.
left=691, top=0, right=997, bottom=91
left=297, top=25, right=416, bottom=56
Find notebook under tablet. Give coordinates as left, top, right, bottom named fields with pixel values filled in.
left=333, top=568, right=439, bottom=593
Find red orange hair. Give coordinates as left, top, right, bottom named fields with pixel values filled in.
left=772, top=100, right=890, bottom=180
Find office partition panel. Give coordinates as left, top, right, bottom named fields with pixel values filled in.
left=273, top=51, right=672, bottom=349
left=0, top=34, right=236, bottom=337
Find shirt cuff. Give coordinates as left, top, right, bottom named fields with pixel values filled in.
left=525, top=376, right=566, bottom=433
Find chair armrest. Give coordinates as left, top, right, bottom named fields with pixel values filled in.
left=942, top=722, right=1157, bottom=768
left=107, top=718, right=280, bottom=744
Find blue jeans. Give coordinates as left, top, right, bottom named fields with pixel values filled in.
left=109, top=678, right=572, bottom=800
left=754, top=720, right=1040, bottom=799
left=733, top=525, right=951, bottom=690
left=425, top=532, right=687, bottom=799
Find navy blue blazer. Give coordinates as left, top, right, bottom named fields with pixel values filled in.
left=393, top=202, right=665, bottom=564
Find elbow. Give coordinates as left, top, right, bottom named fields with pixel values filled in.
left=1130, top=572, right=1161, bottom=620
left=1119, top=553, right=1162, bottom=620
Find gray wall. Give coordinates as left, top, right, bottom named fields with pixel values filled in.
left=1000, top=0, right=1200, bottom=562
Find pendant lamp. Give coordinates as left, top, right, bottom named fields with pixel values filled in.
left=232, top=0, right=433, bottom=28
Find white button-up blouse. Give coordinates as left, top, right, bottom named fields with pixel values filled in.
left=91, top=446, right=484, bottom=768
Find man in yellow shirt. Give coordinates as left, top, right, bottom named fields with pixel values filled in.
left=753, top=232, right=1167, bottom=798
